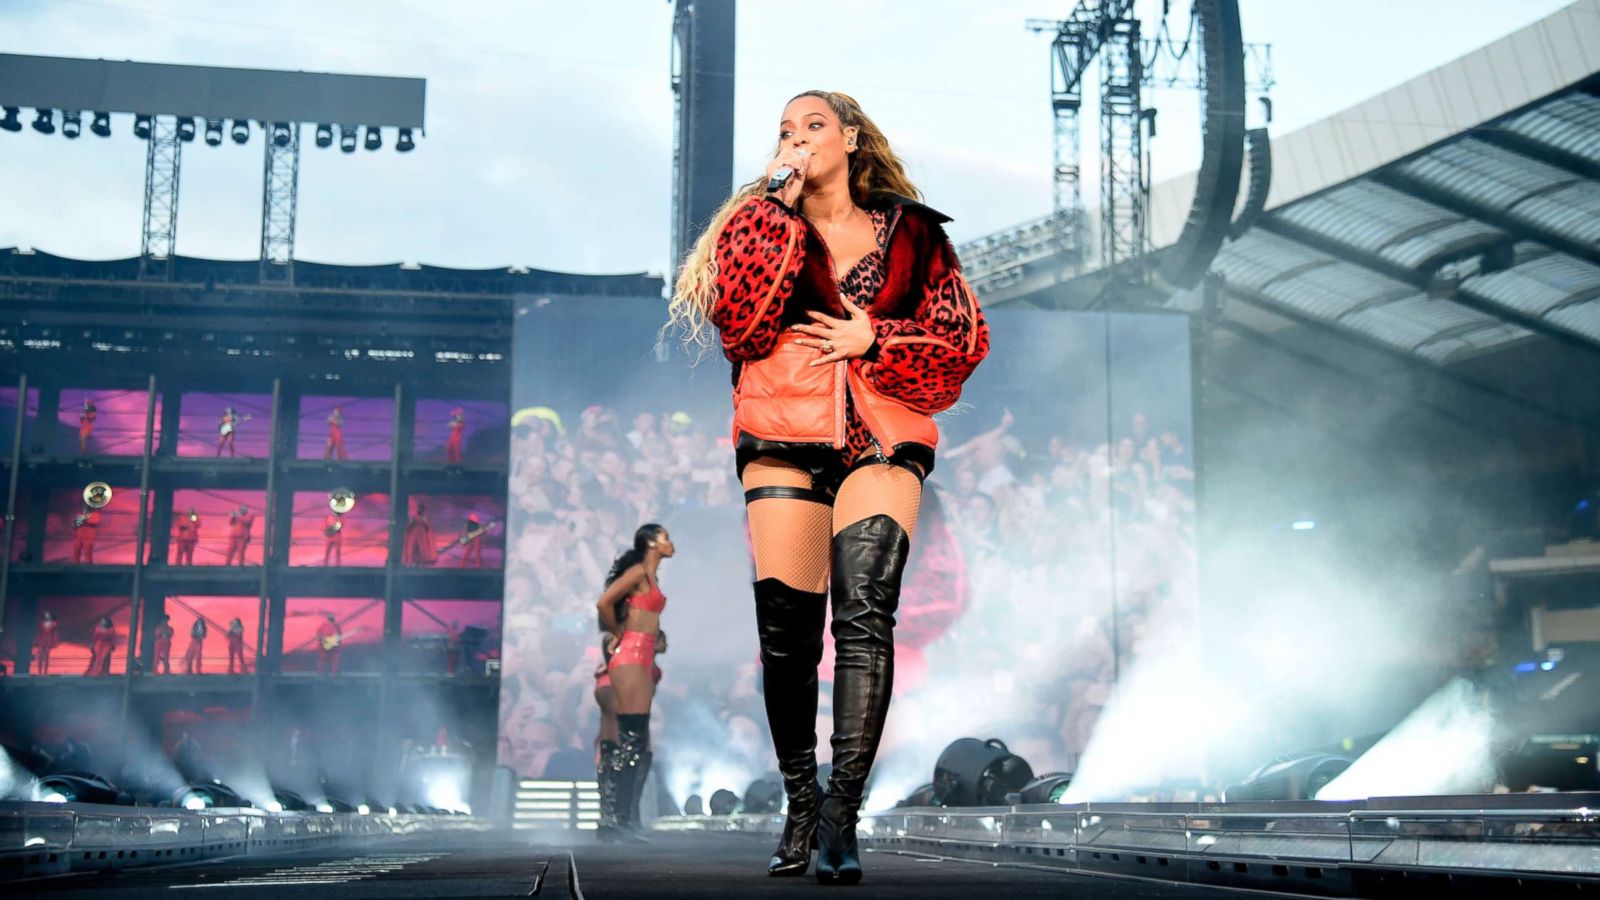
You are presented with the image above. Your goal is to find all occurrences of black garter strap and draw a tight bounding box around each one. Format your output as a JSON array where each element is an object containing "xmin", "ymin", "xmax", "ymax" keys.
[{"xmin": 744, "ymin": 485, "xmax": 834, "ymax": 506}]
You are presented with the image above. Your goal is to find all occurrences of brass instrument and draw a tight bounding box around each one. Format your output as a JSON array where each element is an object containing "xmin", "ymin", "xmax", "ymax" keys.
[
  {"xmin": 83, "ymin": 482, "xmax": 112, "ymax": 509},
  {"xmin": 329, "ymin": 488, "xmax": 356, "ymax": 515},
  {"xmin": 326, "ymin": 488, "xmax": 354, "ymax": 536}
]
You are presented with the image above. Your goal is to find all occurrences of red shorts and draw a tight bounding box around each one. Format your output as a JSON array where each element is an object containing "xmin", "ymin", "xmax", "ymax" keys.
[
  {"xmin": 608, "ymin": 631, "xmax": 655, "ymax": 670},
  {"xmin": 595, "ymin": 671, "xmax": 613, "ymax": 690}
]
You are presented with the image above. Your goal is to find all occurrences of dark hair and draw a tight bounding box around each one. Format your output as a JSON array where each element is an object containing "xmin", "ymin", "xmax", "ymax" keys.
[{"xmin": 600, "ymin": 523, "xmax": 666, "ymax": 630}]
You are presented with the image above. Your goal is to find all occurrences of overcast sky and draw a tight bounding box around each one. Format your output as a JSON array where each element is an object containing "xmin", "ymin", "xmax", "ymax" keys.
[{"xmin": 0, "ymin": 0, "xmax": 1577, "ymax": 276}]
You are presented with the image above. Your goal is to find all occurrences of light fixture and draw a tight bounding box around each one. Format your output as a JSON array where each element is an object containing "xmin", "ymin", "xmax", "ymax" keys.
[
  {"xmin": 338, "ymin": 124, "xmax": 357, "ymax": 153},
  {"xmin": 31, "ymin": 109, "xmax": 55, "ymax": 135},
  {"xmin": 230, "ymin": 119, "xmax": 250, "ymax": 144},
  {"xmin": 176, "ymin": 116, "xmax": 197, "ymax": 142},
  {"xmin": 173, "ymin": 781, "xmax": 248, "ymax": 810},
  {"xmin": 0, "ymin": 107, "xmax": 21, "ymax": 133},
  {"xmin": 314, "ymin": 123, "xmax": 333, "ymax": 148},
  {"xmin": 60, "ymin": 111, "xmax": 82, "ymax": 139},
  {"xmin": 363, "ymin": 125, "xmax": 382, "ymax": 151},
  {"xmin": 38, "ymin": 773, "xmax": 132, "ymax": 805},
  {"xmin": 271, "ymin": 789, "xmax": 309, "ymax": 811},
  {"xmin": 708, "ymin": 788, "xmax": 740, "ymax": 816},
  {"xmin": 271, "ymin": 121, "xmax": 291, "ymax": 147},
  {"xmin": 204, "ymin": 118, "xmax": 223, "ymax": 146},
  {"xmin": 90, "ymin": 111, "xmax": 111, "ymax": 137},
  {"xmin": 1223, "ymin": 753, "xmax": 1353, "ymax": 802},
  {"xmin": 396, "ymin": 127, "xmax": 415, "ymax": 152},
  {"xmin": 133, "ymin": 114, "xmax": 153, "ymax": 140},
  {"xmin": 932, "ymin": 737, "xmax": 1035, "ymax": 807},
  {"xmin": 1018, "ymin": 772, "xmax": 1074, "ymax": 804},
  {"xmin": 741, "ymin": 777, "xmax": 783, "ymax": 814}
]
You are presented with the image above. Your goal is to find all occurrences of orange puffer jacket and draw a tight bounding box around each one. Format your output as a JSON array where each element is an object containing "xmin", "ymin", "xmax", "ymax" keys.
[{"xmin": 710, "ymin": 193, "xmax": 990, "ymax": 454}]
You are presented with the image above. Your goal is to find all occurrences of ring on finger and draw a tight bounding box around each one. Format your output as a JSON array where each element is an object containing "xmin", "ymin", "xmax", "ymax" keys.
[{"xmin": 820, "ymin": 340, "xmax": 835, "ymax": 354}]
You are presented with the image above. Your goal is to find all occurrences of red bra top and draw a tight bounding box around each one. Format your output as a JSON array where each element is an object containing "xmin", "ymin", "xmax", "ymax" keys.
[{"xmin": 628, "ymin": 584, "xmax": 667, "ymax": 614}]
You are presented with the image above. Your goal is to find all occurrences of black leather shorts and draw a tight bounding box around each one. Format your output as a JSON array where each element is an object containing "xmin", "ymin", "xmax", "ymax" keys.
[{"xmin": 735, "ymin": 435, "xmax": 934, "ymax": 501}]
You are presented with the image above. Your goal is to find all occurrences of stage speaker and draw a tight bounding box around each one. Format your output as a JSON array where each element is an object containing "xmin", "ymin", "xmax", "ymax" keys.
[
  {"xmin": 1160, "ymin": 0, "xmax": 1247, "ymax": 288},
  {"xmin": 1228, "ymin": 127, "xmax": 1272, "ymax": 239},
  {"xmin": 933, "ymin": 738, "xmax": 1035, "ymax": 807}
]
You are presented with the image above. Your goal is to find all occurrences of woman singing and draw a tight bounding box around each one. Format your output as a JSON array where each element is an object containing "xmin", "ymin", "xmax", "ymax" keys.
[
  {"xmin": 669, "ymin": 90, "xmax": 989, "ymax": 883},
  {"xmin": 594, "ymin": 524, "xmax": 675, "ymax": 843}
]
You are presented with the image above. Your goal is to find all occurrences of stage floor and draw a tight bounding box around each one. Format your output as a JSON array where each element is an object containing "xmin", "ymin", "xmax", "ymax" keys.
[{"xmin": 6, "ymin": 831, "xmax": 1262, "ymax": 898}]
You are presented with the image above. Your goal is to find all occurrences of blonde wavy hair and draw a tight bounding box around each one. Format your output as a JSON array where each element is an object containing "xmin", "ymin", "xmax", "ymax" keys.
[{"xmin": 666, "ymin": 90, "xmax": 921, "ymax": 350}]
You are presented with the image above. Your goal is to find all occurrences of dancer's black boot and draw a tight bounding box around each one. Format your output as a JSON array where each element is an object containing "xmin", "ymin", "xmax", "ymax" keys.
[
  {"xmin": 754, "ymin": 578, "xmax": 827, "ymax": 876},
  {"xmin": 623, "ymin": 748, "xmax": 653, "ymax": 842},
  {"xmin": 613, "ymin": 714, "xmax": 651, "ymax": 845},
  {"xmin": 595, "ymin": 739, "xmax": 622, "ymax": 843},
  {"xmin": 816, "ymin": 515, "xmax": 909, "ymax": 886}
]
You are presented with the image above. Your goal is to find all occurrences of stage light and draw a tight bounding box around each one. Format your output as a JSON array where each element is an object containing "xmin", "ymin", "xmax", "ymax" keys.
[
  {"xmin": 933, "ymin": 738, "xmax": 1035, "ymax": 807},
  {"xmin": 315, "ymin": 802, "xmax": 334, "ymax": 813},
  {"xmin": 683, "ymin": 794, "xmax": 704, "ymax": 815},
  {"xmin": 31, "ymin": 109, "xmax": 55, "ymax": 135},
  {"xmin": 176, "ymin": 117, "xmax": 197, "ymax": 142},
  {"xmin": 90, "ymin": 112, "xmax": 111, "ymax": 137},
  {"xmin": 133, "ymin": 114, "xmax": 153, "ymax": 140},
  {"xmin": 396, "ymin": 127, "xmax": 415, "ymax": 152},
  {"xmin": 1223, "ymin": 752, "xmax": 1352, "ymax": 802},
  {"xmin": 363, "ymin": 125, "xmax": 382, "ymax": 151},
  {"xmin": 230, "ymin": 119, "xmax": 250, "ymax": 144},
  {"xmin": 339, "ymin": 124, "xmax": 358, "ymax": 153},
  {"xmin": 61, "ymin": 111, "xmax": 82, "ymax": 139},
  {"xmin": 1291, "ymin": 520, "xmax": 1316, "ymax": 531},
  {"xmin": 387, "ymin": 806, "xmax": 398, "ymax": 816},
  {"xmin": 38, "ymin": 772, "xmax": 133, "ymax": 805},
  {"xmin": 271, "ymin": 789, "xmax": 309, "ymax": 811},
  {"xmin": 0, "ymin": 107, "xmax": 21, "ymax": 132},
  {"xmin": 1018, "ymin": 772, "xmax": 1074, "ymax": 805},
  {"xmin": 174, "ymin": 781, "xmax": 249, "ymax": 809},
  {"xmin": 708, "ymin": 788, "xmax": 740, "ymax": 816},
  {"xmin": 742, "ymin": 777, "xmax": 783, "ymax": 814},
  {"xmin": 315, "ymin": 123, "xmax": 333, "ymax": 148},
  {"xmin": 357, "ymin": 803, "xmax": 371, "ymax": 815},
  {"xmin": 203, "ymin": 118, "xmax": 223, "ymax": 146},
  {"xmin": 271, "ymin": 122, "xmax": 291, "ymax": 147}
]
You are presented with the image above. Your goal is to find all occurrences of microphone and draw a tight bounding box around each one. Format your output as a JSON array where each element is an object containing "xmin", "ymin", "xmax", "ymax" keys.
[{"xmin": 766, "ymin": 150, "xmax": 808, "ymax": 193}]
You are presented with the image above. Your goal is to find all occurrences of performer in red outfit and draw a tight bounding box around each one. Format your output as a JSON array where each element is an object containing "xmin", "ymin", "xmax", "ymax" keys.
[
  {"xmin": 36, "ymin": 610, "xmax": 61, "ymax": 675},
  {"xmin": 216, "ymin": 407, "xmax": 245, "ymax": 458},
  {"xmin": 224, "ymin": 506, "xmax": 254, "ymax": 566},
  {"xmin": 153, "ymin": 614, "xmax": 174, "ymax": 674},
  {"xmin": 225, "ymin": 618, "xmax": 249, "ymax": 674},
  {"xmin": 323, "ymin": 512, "xmax": 344, "ymax": 565},
  {"xmin": 459, "ymin": 513, "xmax": 484, "ymax": 568},
  {"xmin": 85, "ymin": 616, "xmax": 117, "ymax": 676},
  {"xmin": 173, "ymin": 508, "xmax": 200, "ymax": 565},
  {"xmin": 324, "ymin": 406, "xmax": 348, "ymax": 460},
  {"xmin": 77, "ymin": 397, "xmax": 97, "ymax": 455},
  {"xmin": 401, "ymin": 499, "xmax": 437, "ymax": 566},
  {"xmin": 445, "ymin": 407, "xmax": 466, "ymax": 464},
  {"xmin": 71, "ymin": 507, "xmax": 101, "ymax": 564},
  {"xmin": 183, "ymin": 617, "xmax": 206, "ymax": 674},
  {"xmin": 668, "ymin": 91, "xmax": 988, "ymax": 882},
  {"xmin": 594, "ymin": 525, "xmax": 675, "ymax": 843},
  {"xmin": 315, "ymin": 613, "xmax": 342, "ymax": 675}
]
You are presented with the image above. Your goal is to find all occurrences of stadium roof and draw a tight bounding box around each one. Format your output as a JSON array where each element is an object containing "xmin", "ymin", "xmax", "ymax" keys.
[{"xmin": 964, "ymin": 0, "xmax": 1600, "ymax": 423}]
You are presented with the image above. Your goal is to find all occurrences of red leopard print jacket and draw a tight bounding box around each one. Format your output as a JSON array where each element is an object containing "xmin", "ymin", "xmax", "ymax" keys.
[{"xmin": 710, "ymin": 193, "xmax": 990, "ymax": 418}]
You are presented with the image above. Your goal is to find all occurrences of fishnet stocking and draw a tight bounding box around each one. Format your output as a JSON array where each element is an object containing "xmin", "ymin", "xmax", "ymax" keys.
[
  {"xmin": 833, "ymin": 462, "xmax": 922, "ymax": 537},
  {"xmin": 742, "ymin": 457, "xmax": 833, "ymax": 593}
]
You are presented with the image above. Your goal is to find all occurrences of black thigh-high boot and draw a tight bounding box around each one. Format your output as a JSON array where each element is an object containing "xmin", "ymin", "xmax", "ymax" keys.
[
  {"xmin": 817, "ymin": 515, "xmax": 909, "ymax": 885},
  {"xmin": 624, "ymin": 748, "xmax": 653, "ymax": 840},
  {"xmin": 754, "ymin": 577, "xmax": 827, "ymax": 875},
  {"xmin": 613, "ymin": 714, "xmax": 651, "ymax": 845},
  {"xmin": 595, "ymin": 739, "xmax": 622, "ymax": 842}
]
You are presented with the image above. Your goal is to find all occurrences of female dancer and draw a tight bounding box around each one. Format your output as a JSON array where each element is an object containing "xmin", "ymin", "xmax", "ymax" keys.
[
  {"xmin": 592, "ymin": 634, "xmax": 620, "ymax": 838},
  {"xmin": 669, "ymin": 90, "xmax": 989, "ymax": 883},
  {"xmin": 594, "ymin": 524, "xmax": 675, "ymax": 843}
]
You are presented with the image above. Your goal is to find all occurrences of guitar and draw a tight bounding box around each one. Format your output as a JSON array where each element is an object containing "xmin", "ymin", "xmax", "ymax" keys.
[
  {"xmin": 449, "ymin": 517, "xmax": 502, "ymax": 548},
  {"xmin": 319, "ymin": 624, "xmax": 364, "ymax": 651},
  {"xmin": 324, "ymin": 519, "xmax": 344, "ymax": 537},
  {"xmin": 219, "ymin": 414, "xmax": 253, "ymax": 436}
]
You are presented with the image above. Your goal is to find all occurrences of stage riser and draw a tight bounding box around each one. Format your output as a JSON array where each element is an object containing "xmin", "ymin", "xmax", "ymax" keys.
[{"xmin": 0, "ymin": 801, "xmax": 488, "ymax": 881}]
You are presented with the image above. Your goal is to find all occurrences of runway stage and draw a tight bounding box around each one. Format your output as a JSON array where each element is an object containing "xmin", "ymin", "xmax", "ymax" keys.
[{"xmin": 6, "ymin": 831, "xmax": 1265, "ymax": 899}]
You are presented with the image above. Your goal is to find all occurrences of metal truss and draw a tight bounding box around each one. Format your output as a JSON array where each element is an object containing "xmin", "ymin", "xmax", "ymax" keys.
[
  {"xmin": 139, "ymin": 116, "xmax": 181, "ymax": 281},
  {"xmin": 1100, "ymin": 16, "xmax": 1146, "ymax": 284},
  {"xmin": 260, "ymin": 122, "xmax": 301, "ymax": 284}
]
